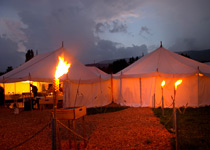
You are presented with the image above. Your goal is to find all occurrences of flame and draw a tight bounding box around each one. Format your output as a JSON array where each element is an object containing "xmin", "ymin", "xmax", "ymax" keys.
[
  {"xmin": 175, "ymin": 80, "xmax": 182, "ymax": 90},
  {"xmin": 55, "ymin": 56, "xmax": 71, "ymax": 79},
  {"xmin": 199, "ymin": 73, "xmax": 204, "ymax": 77},
  {"xmin": 161, "ymin": 80, "xmax": 165, "ymax": 87}
]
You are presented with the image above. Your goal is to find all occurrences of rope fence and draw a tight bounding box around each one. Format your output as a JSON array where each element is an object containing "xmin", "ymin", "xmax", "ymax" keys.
[
  {"xmin": 7, "ymin": 120, "xmax": 52, "ymax": 150},
  {"xmin": 6, "ymin": 106, "xmax": 177, "ymax": 150}
]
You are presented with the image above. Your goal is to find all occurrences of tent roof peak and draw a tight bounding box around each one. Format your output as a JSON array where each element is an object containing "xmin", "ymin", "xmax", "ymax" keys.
[{"xmin": 160, "ymin": 41, "xmax": 163, "ymax": 48}]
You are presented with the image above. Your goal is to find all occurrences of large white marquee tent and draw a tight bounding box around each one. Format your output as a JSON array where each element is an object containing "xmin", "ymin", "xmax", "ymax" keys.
[
  {"xmin": 0, "ymin": 47, "xmax": 112, "ymax": 108},
  {"xmin": 113, "ymin": 47, "xmax": 210, "ymax": 107}
]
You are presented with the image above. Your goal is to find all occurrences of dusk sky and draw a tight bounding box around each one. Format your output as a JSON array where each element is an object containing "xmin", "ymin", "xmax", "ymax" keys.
[{"xmin": 0, "ymin": 0, "xmax": 210, "ymax": 72}]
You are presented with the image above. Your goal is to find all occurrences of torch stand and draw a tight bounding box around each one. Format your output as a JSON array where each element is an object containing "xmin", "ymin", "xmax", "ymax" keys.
[
  {"xmin": 173, "ymin": 89, "xmax": 179, "ymax": 150},
  {"xmin": 52, "ymin": 79, "xmax": 59, "ymax": 150},
  {"xmin": 161, "ymin": 87, "xmax": 164, "ymax": 116}
]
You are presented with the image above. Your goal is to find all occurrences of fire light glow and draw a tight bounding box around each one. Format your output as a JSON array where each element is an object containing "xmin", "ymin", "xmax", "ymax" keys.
[
  {"xmin": 55, "ymin": 56, "xmax": 71, "ymax": 79},
  {"xmin": 175, "ymin": 80, "xmax": 182, "ymax": 90},
  {"xmin": 161, "ymin": 80, "xmax": 165, "ymax": 87}
]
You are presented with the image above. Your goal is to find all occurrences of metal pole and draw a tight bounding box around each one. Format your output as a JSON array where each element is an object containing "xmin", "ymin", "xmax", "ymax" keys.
[
  {"xmin": 139, "ymin": 78, "xmax": 142, "ymax": 106},
  {"xmin": 161, "ymin": 87, "xmax": 164, "ymax": 116},
  {"xmin": 52, "ymin": 90, "xmax": 57, "ymax": 150},
  {"xmin": 173, "ymin": 89, "xmax": 176, "ymax": 131},
  {"xmin": 52, "ymin": 79, "xmax": 59, "ymax": 150},
  {"xmin": 175, "ymin": 109, "xmax": 179, "ymax": 150},
  {"xmin": 3, "ymin": 77, "xmax": 5, "ymax": 106},
  {"xmin": 111, "ymin": 74, "xmax": 114, "ymax": 103},
  {"xmin": 153, "ymin": 93, "xmax": 156, "ymax": 109}
]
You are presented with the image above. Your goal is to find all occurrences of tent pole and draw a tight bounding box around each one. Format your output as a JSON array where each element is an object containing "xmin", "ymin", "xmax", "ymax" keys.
[
  {"xmin": 120, "ymin": 72, "xmax": 122, "ymax": 103},
  {"xmin": 111, "ymin": 74, "xmax": 114, "ymax": 103},
  {"xmin": 100, "ymin": 75, "xmax": 102, "ymax": 94},
  {"xmin": 74, "ymin": 79, "xmax": 81, "ymax": 107},
  {"xmin": 197, "ymin": 67, "xmax": 200, "ymax": 106},
  {"xmin": 99, "ymin": 75, "xmax": 102, "ymax": 104},
  {"xmin": 139, "ymin": 78, "xmax": 142, "ymax": 107},
  {"xmin": 3, "ymin": 76, "xmax": 5, "ymax": 106},
  {"xmin": 14, "ymin": 83, "xmax": 16, "ymax": 94}
]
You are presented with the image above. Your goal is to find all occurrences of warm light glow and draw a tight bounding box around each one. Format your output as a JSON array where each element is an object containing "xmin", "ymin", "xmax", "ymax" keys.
[
  {"xmin": 175, "ymin": 80, "xmax": 182, "ymax": 90},
  {"xmin": 199, "ymin": 73, "xmax": 204, "ymax": 77},
  {"xmin": 55, "ymin": 56, "xmax": 71, "ymax": 79},
  {"xmin": 21, "ymin": 80, "xmax": 31, "ymax": 83},
  {"xmin": 161, "ymin": 80, "xmax": 165, "ymax": 87}
]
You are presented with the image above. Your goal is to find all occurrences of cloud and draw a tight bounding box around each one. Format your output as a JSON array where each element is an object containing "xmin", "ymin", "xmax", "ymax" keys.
[
  {"xmin": 109, "ymin": 20, "xmax": 127, "ymax": 33},
  {"xmin": 0, "ymin": 37, "xmax": 25, "ymax": 72},
  {"xmin": 81, "ymin": 39, "xmax": 148, "ymax": 63},
  {"xmin": 169, "ymin": 38, "xmax": 198, "ymax": 52},
  {"xmin": 95, "ymin": 20, "xmax": 127, "ymax": 33},
  {"xmin": 139, "ymin": 26, "xmax": 151, "ymax": 35},
  {"xmin": 0, "ymin": 18, "xmax": 27, "ymax": 52},
  {"xmin": 1, "ymin": 0, "xmax": 210, "ymax": 71},
  {"xmin": 95, "ymin": 23, "xmax": 106, "ymax": 33}
]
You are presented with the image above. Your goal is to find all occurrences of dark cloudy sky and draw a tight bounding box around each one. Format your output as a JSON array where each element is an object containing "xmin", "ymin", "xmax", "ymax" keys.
[{"xmin": 0, "ymin": 0, "xmax": 210, "ymax": 72}]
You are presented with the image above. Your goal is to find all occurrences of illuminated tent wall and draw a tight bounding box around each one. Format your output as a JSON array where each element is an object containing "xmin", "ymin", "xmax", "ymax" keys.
[
  {"xmin": 113, "ymin": 47, "xmax": 210, "ymax": 107},
  {"xmin": 0, "ymin": 47, "xmax": 112, "ymax": 108}
]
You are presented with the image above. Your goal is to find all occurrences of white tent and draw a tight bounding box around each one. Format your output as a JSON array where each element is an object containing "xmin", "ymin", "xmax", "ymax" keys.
[
  {"xmin": 0, "ymin": 47, "xmax": 112, "ymax": 108},
  {"xmin": 113, "ymin": 47, "xmax": 210, "ymax": 107},
  {"xmin": 87, "ymin": 66, "xmax": 109, "ymax": 76}
]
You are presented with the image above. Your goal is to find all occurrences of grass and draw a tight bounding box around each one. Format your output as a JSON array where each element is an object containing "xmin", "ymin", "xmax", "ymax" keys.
[{"xmin": 153, "ymin": 106, "xmax": 210, "ymax": 150}]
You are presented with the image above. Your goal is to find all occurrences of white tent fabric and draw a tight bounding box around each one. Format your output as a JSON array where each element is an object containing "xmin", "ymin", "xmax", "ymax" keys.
[
  {"xmin": 87, "ymin": 66, "xmax": 108, "ymax": 75},
  {"xmin": 0, "ymin": 47, "xmax": 101, "ymax": 83},
  {"xmin": 0, "ymin": 47, "xmax": 112, "ymax": 108},
  {"xmin": 113, "ymin": 47, "xmax": 210, "ymax": 107}
]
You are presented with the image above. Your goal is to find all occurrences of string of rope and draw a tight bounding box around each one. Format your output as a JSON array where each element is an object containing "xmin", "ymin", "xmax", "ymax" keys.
[
  {"xmin": 7, "ymin": 120, "xmax": 52, "ymax": 150},
  {"xmin": 57, "ymin": 112, "xmax": 174, "ymax": 149},
  {"xmin": 165, "ymin": 101, "xmax": 174, "ymax": 108},
  {"xmin": 57, "ymin": 120, "xmax": 87, "ymax": 140}
]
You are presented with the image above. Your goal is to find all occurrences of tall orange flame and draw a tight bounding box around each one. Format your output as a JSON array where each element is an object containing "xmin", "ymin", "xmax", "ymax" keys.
[
  {"xmin": 55, "ymin": 56, "xmax": 71, "ymax": 79},
  {"xmin": 175, "ymin": 80, "xmax": 182, "ymax": 90},
  {"xmin": 161, "ymin": 80, "xmax": 165, "ymax": 87}
]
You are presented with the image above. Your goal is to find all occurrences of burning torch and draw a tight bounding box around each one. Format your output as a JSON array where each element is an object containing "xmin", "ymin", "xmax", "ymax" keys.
[
  {"xmin": 161, "ymin": 80, "xmax": 165, "ymax": 116},
  {"xmin": 52, "ymin": 56, "xmax": 70, "ymax": 150},
  {"xmin": 173, "ymin": 79, "xmax": 182, "ymax": 150}
]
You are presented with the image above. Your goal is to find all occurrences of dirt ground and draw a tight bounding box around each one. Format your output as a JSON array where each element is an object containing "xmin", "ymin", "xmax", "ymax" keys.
[{"xmin": 0, "ymin": 106, "xmax": 173, "ymax": 150}]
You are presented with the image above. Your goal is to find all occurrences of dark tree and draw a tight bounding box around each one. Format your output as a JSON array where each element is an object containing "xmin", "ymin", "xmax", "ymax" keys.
[
  {"xmin": 109, "ymin": 59, "xmax": 128, "ymax": 74},
  {"xmin": 6, "ymin": 66, "xmax": 13, "ymax": 73},
  {"xmin": 25, "ymin": 49, "xmax": 34, "ymax": 62},
  {"xmin": 129, "ymin": 57, "xmax": 135, "ymax": 64},
  {"xmin": 180, "ymin": 53, "xmax": 191, "ymax": 58},
  {"xmin": 135, "ymin": 56, "xmax": 139, "ymax": 61}
]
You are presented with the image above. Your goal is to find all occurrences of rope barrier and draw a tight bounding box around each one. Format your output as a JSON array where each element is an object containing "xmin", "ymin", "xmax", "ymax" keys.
[
  {"xmin": 7, "ymin": 120, "xmax": 51, "ymax": 150},
  {"xmin": 6, "ymin": 107, "xmax": 175, "ymax": 150},
  {"xmin": 57, "ymin": 120, "xmax": 87, "ymax": 141}
]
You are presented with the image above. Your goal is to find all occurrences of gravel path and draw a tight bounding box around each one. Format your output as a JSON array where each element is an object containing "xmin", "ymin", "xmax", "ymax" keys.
[{"xmin": 0, "ymin": 107, "xmax": 173, "ymax": 150}]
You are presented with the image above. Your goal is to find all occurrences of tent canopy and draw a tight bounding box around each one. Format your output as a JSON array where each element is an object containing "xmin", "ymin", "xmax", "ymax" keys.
[
  {"xmin": 0, "ymin": 47, "xmax": 102, "ymax": 83},
  {"xmin": 114, "ymin": 47, "xmax": 210, "ymax": 78}
]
